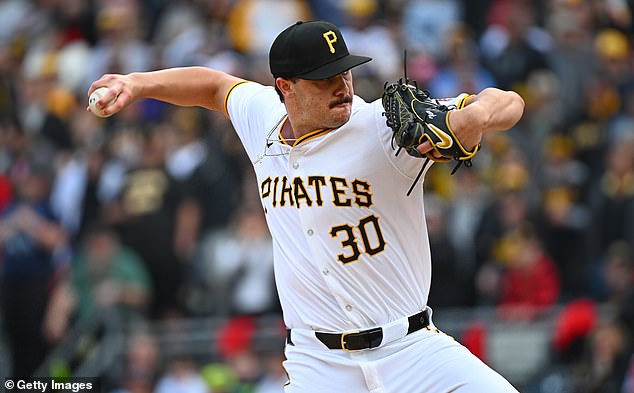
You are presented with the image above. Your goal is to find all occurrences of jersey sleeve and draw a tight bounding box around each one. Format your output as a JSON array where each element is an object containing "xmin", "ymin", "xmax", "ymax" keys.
[
  {"xmin": 225, "ymin": 81, "xmax": 286, "ymax": 163},
  {"xmin": 436, "ymin": 92, "xmax": 472, "ymax": 109}
]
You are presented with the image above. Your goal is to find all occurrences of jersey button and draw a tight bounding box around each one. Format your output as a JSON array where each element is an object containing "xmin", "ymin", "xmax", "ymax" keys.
[
  {"xmin": 322, "ymin": 268, "xmax": 329, "ymax": 275},
  {"xmin": 345, "ymin": 304, "xmax": 353, "ymax": 311},
  {"xmin": 292, "ymin": 162, "xmax": 299, "ymax": 169},
  {"xmin": 307, "ymin": 229, "xmax": 314, "ymax": 236}
]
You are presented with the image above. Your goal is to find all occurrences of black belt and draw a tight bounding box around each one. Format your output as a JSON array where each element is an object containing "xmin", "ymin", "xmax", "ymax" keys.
[{"xmin": 303, "ymin": 309, "xmax": 430, "ymax": 351}]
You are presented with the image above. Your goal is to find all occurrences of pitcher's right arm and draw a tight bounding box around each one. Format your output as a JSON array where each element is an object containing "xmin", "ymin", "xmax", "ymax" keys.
[{"xmin": 87, "ymin": 66, "xmax": 245, "ymax": 117}]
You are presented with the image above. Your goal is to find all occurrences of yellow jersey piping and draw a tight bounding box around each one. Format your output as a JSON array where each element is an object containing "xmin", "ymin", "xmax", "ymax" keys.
[
  {"xmin": 457, "ymin": 94, "xmax": 476, "ymax": 109},
  {"xmin": 293, "ymin": 128, "xmax": 334, "ymax": 146},
  {"xmin": 278, "ymin": 117, "xmax": 292, "ymax": 146},
  {"xmin": 223, "ymin": 80, "xmax": 249, "ymax": 118}
]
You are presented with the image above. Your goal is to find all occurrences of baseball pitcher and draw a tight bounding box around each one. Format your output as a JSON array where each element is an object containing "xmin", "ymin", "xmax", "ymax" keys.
[{"xmin": 88, "ymin": 20, "xmax": 524, "ymax": 393}]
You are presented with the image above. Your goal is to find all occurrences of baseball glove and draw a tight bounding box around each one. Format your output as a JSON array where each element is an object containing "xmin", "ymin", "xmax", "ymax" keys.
[{"xmin": 381, "ymin": 80, "xmax": 480, "ymax": 168}]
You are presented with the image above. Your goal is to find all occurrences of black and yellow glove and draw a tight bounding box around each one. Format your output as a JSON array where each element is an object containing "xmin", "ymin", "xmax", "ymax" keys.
[{"xmin": 382, "ymin": 80, "xmax": 479, "ymax": 165}]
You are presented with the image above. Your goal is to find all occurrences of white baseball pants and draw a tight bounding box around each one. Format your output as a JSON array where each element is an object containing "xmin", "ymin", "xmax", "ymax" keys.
[{"xmin": 283, "ymin": 316, "xmax": 520, "ymax": 393}]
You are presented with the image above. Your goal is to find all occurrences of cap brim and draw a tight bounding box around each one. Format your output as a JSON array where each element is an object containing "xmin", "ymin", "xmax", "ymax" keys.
[{"xmin": 296, "ymin": 55, "xmax": 372, "ymax": 80}]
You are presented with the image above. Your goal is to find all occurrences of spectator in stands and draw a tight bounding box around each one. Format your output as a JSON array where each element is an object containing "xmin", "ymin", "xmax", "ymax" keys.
[
  {"xmin": 214, "ymin": 316, "xmax": 263, "ymax": 392},
  {"xmin": 83, "ymin": 2, "xmax": 153, "ymax": 93},
  {"xmin": 533, "ymin": 298, "xmax": 599, "ymax": 392},
  {"xmin": 427, "ymin": 22, "xmax": 497, "ymax": 98},
  {"xmin": 339, "ymin": 0, "xmax": 401, "ymax": 85},
  {"xmin": 109, "ymin": 330, "xmax": 160, "ymax": 393},
  {"xmin": 400, "ymin": 0, "xmax": 461, "ymax": 59},
  {"xmin": 591, "ymin": 240, "xmax": 633, "ymax": 306},
  {"xmin": 103, "ymin": 126, "xmax": 197, "ymax": 319},
  {"xmin": 495, "ymin": 223, "xmax": 561, "ymax": 321},
  {"xmin": 480, "ymin": 0, "xmax": 550, "ymax": 91},
  {"xmin": 474, "ymin": 153, "xmax": 535, "ymax": 306},
  {"xmin": 446, "ymin": 158, "xmax": 492, "ymax": 306},
  {"xmin": 474, "ymin": 150, "xmax": 532, "ymax": 267},
  {"xmin": 544, "ymin": 0, "xmax": 599, "ymax": 127},
  {"xmin": 165, "ymin": 108, "xmax": 209, "ymax": 183},
  {"xmin": 196, "ymin": 205, "xmax": 277, "ymax": 317},
  {"xmin": 607, "ymin": 80, "xmax": 634, "ymax": 145},
  {"xmin": 588, "ymin": 136, "xmax": 634, "ymax": 264},
  {"xmin": 569, "ymin": 321, "xmax": 630, "ymax": 393},
  {"xmin": 540, "ymin": 183, "xmax": 592, "ymax": 300},
  {"xmin": 0, "ymin": 154, "xmax": 70, "ymax": 376},
  {"xmin": 226, "ymin": 0, "xmax": 310, "ymax": 57},
  {"xmin": 154, "ymin": 355, "xmax": 209, "ymax": 393},
  {"xmin": 425, "ymin": 195, "xmax": 464, "ymax": 308},
  {"xmin": 44, "ymin": 222, "xmax": 152, "ymax": 343},
  {"xmin": 51, "ymin": 139, "xmax": 110, "ymax": 244}
]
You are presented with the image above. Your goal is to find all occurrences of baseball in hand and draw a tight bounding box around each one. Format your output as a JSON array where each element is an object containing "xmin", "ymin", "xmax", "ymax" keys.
[{"xmin": 88, "ymin": 87, "xmax": 114, "ymax": 118}]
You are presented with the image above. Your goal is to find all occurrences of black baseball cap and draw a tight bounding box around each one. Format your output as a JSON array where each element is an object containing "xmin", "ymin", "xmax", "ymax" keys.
[{"xmin": 269, "ymin": 20, "xmax": 372, "ymax": 80}]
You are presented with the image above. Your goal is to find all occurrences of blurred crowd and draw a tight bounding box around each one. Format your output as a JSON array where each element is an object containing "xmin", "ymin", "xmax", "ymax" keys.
[{"xmin": 1, "ymin": 0, "xmax": 634, "ymax": 392}]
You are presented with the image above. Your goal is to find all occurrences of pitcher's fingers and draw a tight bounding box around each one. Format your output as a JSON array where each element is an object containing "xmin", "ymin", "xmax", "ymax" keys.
[{"xmin": 416, "ymin": 141, "xmax": 433, "ymax": 154}]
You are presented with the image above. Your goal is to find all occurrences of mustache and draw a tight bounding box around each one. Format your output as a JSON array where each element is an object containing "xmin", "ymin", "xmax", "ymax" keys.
[{"xmin": 329, "ymin": 96, "xmax": 352, "ymax": 108}]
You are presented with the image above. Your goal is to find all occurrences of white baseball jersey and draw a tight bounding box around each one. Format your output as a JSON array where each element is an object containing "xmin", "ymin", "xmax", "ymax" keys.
[
  {"xmin": 226, "ymin": 81, "xmax": 466, "ymax": 331},
  {"xmin": 225, "ymin": 81, "xmax": 520, "ymax": 393}
]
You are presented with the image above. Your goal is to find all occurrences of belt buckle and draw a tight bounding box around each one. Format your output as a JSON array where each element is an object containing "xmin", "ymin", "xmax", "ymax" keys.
[{"xmin": 341, "ymin": 330, "xmax": 360, "ymax": 352}]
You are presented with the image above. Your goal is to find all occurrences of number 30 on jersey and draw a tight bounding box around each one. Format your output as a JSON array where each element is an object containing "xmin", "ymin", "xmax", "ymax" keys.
[{"xmin": 330, "ymin": 214, "xmax": 385, "ymax": 264}]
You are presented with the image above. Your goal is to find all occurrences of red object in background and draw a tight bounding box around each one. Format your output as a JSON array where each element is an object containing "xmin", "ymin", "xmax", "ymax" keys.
[
  {"xmin": 0, "ymin": 174, "xmax": 13, "ymax": 211},
  {"xmin": 216, "ymin": 315, "xmax": 257, "ymax": 359},
  {"xmin": 462, "ymin": 320, "xmax": 488, "ymax": 364},
  {"xmin": 498, "ymin": 252, "xmax": 561, "ymax": 320},
  {"xmin": 552, "ymin": 298, "xmax": 598, "ymax": 354}
]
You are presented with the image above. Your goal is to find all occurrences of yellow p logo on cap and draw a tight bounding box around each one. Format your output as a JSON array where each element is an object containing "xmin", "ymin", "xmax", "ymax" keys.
[{"xmin": 323, "ymin": 31, "xmax": 337, "ymax": 54}]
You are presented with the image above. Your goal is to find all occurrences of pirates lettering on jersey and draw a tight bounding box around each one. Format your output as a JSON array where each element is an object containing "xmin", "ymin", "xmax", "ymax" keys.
[{"xmin": 261, "ymin": 175, "xmax": 373, "ymax": 210}]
